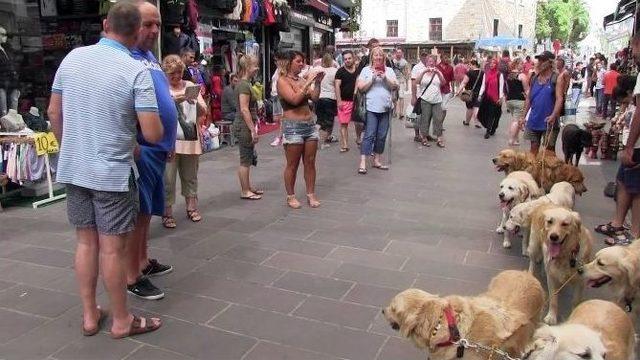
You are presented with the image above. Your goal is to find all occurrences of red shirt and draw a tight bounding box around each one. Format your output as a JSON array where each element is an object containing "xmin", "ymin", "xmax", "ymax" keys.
[
  {"xmin": 603, "ymin": 70, "xmax": 620, "ymax": 95},
  {"xmin": 437, "ymin": 62, "xmax": 454, "ymax": 95}
]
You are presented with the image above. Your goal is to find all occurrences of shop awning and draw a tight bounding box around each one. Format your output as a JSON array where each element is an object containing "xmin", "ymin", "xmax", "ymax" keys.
[
  {"xmin": 330, "ymin": 4, "xmax": 349, "ymax": 19},
  {"xmin": 474, "ymin": 36, "xmax": 530, "ymax": 49},
  {"xmin": 604, "ymin": 0, "xmax": 637, "ymax": 29},
  {"xmin": 303, "ymin": 0, "xmax": 330, "ymax": 13}
]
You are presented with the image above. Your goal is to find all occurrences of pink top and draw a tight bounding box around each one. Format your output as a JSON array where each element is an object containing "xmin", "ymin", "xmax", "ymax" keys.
[{"xmin": 453, "ymin": 63, "xmax": 468, "ymax": 82}]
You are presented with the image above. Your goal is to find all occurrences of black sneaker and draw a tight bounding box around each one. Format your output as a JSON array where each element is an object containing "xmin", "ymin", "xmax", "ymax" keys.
[
  {"xmin": 142, "ymin": 259, "xmax": 173, "ymax": 277},
  {"xmin": 127, "ymin": 277, "xmax": 165, "ymax": 300}
]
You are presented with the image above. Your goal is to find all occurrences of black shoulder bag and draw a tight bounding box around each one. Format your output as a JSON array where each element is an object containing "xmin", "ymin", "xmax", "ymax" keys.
[{"xmin": 412, "ymin": 73, "xmax": 436, "ymax": 115}]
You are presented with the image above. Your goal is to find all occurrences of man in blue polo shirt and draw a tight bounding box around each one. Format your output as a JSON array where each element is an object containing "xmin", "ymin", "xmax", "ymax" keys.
[
  {"xmin": 125, "ymin": 1, "xmax": 178, "ymax": 301},
  {"xmin": 48, "ymin": 2, "xmax": 163, "ymax": 339}
]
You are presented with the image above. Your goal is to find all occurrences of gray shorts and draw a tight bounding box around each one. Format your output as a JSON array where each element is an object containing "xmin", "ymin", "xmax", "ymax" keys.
[
  {"xmin": 524, "ymin": 127, "xmax": 560, "ymax": 150},
  {"xmin": 66, "ymin": 181, "xmax": 139, "ymax": 236}
]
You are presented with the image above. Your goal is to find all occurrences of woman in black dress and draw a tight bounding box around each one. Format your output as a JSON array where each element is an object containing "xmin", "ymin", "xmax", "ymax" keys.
[{"xmin": 456, "ymin": 60, "xmax": 483, "ymax": 128}]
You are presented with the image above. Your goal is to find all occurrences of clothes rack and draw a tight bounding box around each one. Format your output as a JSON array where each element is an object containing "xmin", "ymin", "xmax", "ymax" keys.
[{"xmin": 0, "ymin": 132, "xmax": 66, "ymax": 208}]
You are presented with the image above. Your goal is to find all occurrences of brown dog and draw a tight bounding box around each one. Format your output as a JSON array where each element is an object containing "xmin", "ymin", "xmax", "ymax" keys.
[
  {"xmin": 492, "ymin": 149, "xmax": 534, "ymax": 174},
  {"xmin": 383, "ymin": 270, "xmax": 544, "ymax": 360},
  {"xmin": 528, "ymin": 153, "xmax": 587, "ymax": 194},
  {"xmin": 582, "ymin": 241, "xmax": 640, "ymax": 324},
  {"xmin": 524, "ymin": 300, "xmax": 636, "ymax": 360},
  {"xmin": 528, "ymin": 206, "xmax": 593, "ymax": 324}
]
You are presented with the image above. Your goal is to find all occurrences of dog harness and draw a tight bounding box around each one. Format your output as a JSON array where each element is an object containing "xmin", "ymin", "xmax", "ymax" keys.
[{"xmin": 434, "ymin": 305, "xmax": 464, "ymax": 357}]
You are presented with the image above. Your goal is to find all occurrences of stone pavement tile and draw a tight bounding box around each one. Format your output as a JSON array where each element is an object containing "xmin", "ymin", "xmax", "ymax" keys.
[
  {"xmin": 464, "ymin": 250, "xmax": 529, "ymax": 270},
  {"xmin": 0, "ymin": 241, "xmax": 29, "ymax": 257},
  {"xmin": 384, "ymin": 240, "xmax": 466, "ymax": 264},
  {"xmin": 403, "ymin": 257, "xmax": 499, "ymax": 284},
  {"xmin": 7, "ymin": 232, "xmax": 74, "ymax": 251},
  {"xmin": 0, "ymin": 305, "xmax": 84, "ymax": 359},
  {"xmin": 368, "ymin": 312, "xmax": 400, "ymax": 337},
  {"xmin": 0, "ymin": 285, "xmax": 78, "ymax": 318},
  {"xmin": 196, "ymin": 257, "xmax": 285, "ymax": 285},
  {"xmin": 130, "ymin": 290, "xmax": 228, "ymax": 324},
  {"xmin": 376, "ymin": 336, "xmax": 424, "ymax": 360},
  {"xmin": 438, "ymin": 234, "xmax": 493, "ymax": 253},
  {"xmin": 135, "ymin": 317, "xmax": 256, "ymax": 359},
  {"xmin": 306, "ymin": 230, "xmax": 390, "ymax": 251},
  {"xmin": 243, "ymin": 342, "xmax": 341, "ymax": 360},
  {"xmin": 125, "ymin": 345, "xmax": 193, "ymax": 360},
  {"xmin": 326, "ymin": 247, "xmax": 407, "ymax": 271},
  {"xmin": 0, "ymin": 308, "xmax": 46, "ymax": 344},
  {"xmin": 189, "ymin": 216, "xmax": 239, "ymax": 231},
  {"xmin": 293, "ymin": 296, "xmax": 379, "ymax": 330},
  {"xmin": 332, "ymin": 263, "xmax": 416, "ymax": 290},
  {"xmin": 0, "ymin": 260, "xmax": 70, "ymax": 288},
  {"xmin": 385, "ymin": 229, "xmax": 440, "ymax": 247},
  {"xmin": 273, "ymin": 271, "xmax": 354, "ymax": 300},
  {"xmin": 44, "ymin": 274, "xmax": 105, "ymax": 297},
  {"xmin": 221, "ymin": 244, "xmax": 276, "ymax": 264},
  {"xmin": 413, "ymin": 273, "xmax": 488, "ymax": 297},
  {"xmin": 263, "ymin": 252, "xmax": 342, "ymax": 276},
  {"xmin": 259, "ymin": 223, "xmax": 326, "ymax": 240},
  {"xmin": 276, "ymin": 217, "xmax": 342, "ymax": 232},
  {"xmin": 147, "ymin": 233, "xmax": 208, "ymax": 253},
  {"xmin": 171, "ymin": 272, "xmax": 305, "ymax": 314},
  {"xmin": 211, "ymin": 305, "xmax": 385, "ymax": 360},
  {"xmin": 0, "ymin": 280, "xmax": 16, "ymax": 292},
  {"xmin": 178, "ymin": 231, "xmax": 249, "ymax": 260},
  {"xmin": 329, "ymin": 223, "xmax": 390, "ymax": 238},
  {"xmin": 246, "ymin": 236, "xmax": 336, "ymax": 258},
  {"xmin": 343, "ymin": 284, "xmax": 401, "ymax": 307},
  {"xmin": 52, "ymin": 336, "xmax": 141, "ymax": 360},
  {"xmin": 289, "ymin": 207, "xmax": 363, "ymax": 223},
  {"xmin": 3, "ymin": 246, "xmax": 74, "ymax": 269},
  {"xmin": 223, "ymin": 219, "xmax": 272, "ymax": 234}
]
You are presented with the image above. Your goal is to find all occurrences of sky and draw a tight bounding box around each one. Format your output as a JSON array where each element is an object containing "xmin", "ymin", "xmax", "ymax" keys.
[{"xmin": 585, "ymin": 0, "xmax": 618, "ymax": 26}]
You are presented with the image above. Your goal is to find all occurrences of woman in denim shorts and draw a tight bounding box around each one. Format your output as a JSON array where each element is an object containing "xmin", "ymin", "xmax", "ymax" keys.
[{"xmin": 276, "ymin": 50, "xmax": 323, "ymax": 209}]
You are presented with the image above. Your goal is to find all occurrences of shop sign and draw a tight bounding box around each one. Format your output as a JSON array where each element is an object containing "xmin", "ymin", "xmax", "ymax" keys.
[
  {"xmin": 315, "ymin": 14, "xmax": 332, "ymax": 28},
  {"xmin": 279, "ymin": 32, "xmax": 295, "ymax": 48},
  {"xmin": 291, "ymin": 11, "xmax": 313, "ymax": 26},
  {"xmin": 34, "ymin": 132, "xmax": 59, "ymax": 155}
]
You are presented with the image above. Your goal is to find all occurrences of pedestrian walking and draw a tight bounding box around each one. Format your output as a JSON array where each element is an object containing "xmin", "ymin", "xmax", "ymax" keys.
[
  {"xmin": 126, "ymin": 1, "xmax": 177, "ymax": 301},
  {"xmin": 478, "ymin": 56, "xmax": 505, "ymax": 139},
  {"xmin": 334, "ymin": 50, "xmax": 358, "ymax": 152},
  {"xmin": 410, "ymin": 51, "xmax": 430, "ymax": 142},
  {"xmin": 505, "ymin": 58, "xmax": 528, "ymax": 146},
  {"xmin": 594, "ymin": 61, "xmax": 606, "ymax": 115},
  {"xmin": 437, "ymin": 54, "xmax": 455, "ymax": 129},
  {"xmin": 162, "ymin": 55, "xmax": 208, "ymax": 226},
  {"xmin": 453, "ymin": 57, "xmax": 468, "ymax": 95},
  {"xmin": 47, "ymin": 2, "xmax": 162, "ymax": 338},
  {"xmin": 585, "ymin": 57, "xmax": 595, "ymax": 97},
  {"xmin": 356, "ymin": 46, "xmax": 398, "ymax": 173},
  {"xmin": 602, "ymin": 63, "xmax": 620, "ymax": 119},
  {"xmin": 391, "ymin": 48, "xmax": 409, "ymax": 121},
  {"xmin": 570, "ymin": 62, "xmax": 585, "ymax": 109},
  {"xmin": 455, "ymin": 59, "xmax": 483, "ymax": 128},
  {"xmin": 414, "ymin": 54, "xmax": 446, "ymax": 147},
  {"xmin": 277, "ymin": 50, "xmax": 323, "ymax": 209},
  {"xmin": 234, "ymin": 55, "xmax": 263, "ymax": 200},
  {"xmin": 314, "ymin": 52, "xmax": 338, "ymax": 148},
  {"xmin": 520, "ymin": 51, "xmax": 563, "ymax": 155}
]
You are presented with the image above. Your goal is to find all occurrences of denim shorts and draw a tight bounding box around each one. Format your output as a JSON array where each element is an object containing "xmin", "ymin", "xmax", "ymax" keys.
[
  {"xmin": 282, "ymin": 119, "xmax": 319, "ymax": 145},
  {"xmin": 617, "ymin": 148, "xmax": 640, "ymax": 194}
]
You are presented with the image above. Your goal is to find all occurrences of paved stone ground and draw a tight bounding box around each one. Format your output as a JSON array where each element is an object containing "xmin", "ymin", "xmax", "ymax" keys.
[{"xmin": 0, "ymin": 97, "xmax": 621, "ymax": 359}]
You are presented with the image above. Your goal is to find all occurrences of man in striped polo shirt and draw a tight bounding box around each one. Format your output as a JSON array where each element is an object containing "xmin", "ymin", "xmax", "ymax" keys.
[
  {"xmin": 125, "ymin": 0, "xmax": 177, "ymax": 301},
  {"xmin": 48, "ymin": 2, "xmax": 163, "ymax": 338}
]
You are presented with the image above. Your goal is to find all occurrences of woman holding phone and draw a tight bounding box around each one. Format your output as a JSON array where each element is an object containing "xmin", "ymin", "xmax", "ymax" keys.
[
  {"xmin": 356, "ymin": 47, "xmax": 398, "ymax": 174},
  {"xmin": 161, "ymin": 55, "xmax": 208, "ymax": 228},
  {"xmin": 277, "ymin": 50, "xmax": 324, "ymax": 209}
]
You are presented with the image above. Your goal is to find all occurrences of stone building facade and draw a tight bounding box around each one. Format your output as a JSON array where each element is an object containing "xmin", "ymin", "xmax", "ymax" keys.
[{"xmin": 340, "ymin": 0, "xmax": 537, "ymax": 46}]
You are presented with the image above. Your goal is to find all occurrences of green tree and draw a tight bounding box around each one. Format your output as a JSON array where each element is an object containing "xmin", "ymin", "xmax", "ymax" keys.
[{"xmin": 535, "ymin": 0, "xmax": 590, "ymax": 48}]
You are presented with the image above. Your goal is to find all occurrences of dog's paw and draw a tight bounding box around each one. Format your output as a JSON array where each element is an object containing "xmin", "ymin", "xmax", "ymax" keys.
[
  {"xmin": 502, "ymin": 240, "xmax": 512, "ymax": 249},
  {"xmin": 543, "ymin": 313, "xmax": 557, "ymax": 325},
  {"xmin": 496, "ymin": 227, "xmax": 505, "ymax": 234}
]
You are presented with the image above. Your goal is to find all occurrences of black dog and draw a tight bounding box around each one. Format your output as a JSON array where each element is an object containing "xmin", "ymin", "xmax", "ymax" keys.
[{"xmin": 561, "ymin": 124, "xmax": 592, "ymax": 166}]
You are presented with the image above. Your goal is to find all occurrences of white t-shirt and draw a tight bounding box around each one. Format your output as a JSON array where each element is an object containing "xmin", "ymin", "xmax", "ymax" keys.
[
  {"xmin": 417, "ymin": 71, "xmax": 442, "ymax": 104},
  {"xmin": 315, "ymin": 66, "xmax": 337, "ymax": 100},
  {"xmin": 410, "ymin": 62, "xmax": 426, "ymax": 81}
]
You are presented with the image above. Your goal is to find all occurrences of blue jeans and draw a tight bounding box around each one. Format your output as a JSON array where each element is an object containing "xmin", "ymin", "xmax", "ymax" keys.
[
  {"xmin": 570, "ymin": 88, "xmax": 581, "ymax": 110},
  {"xmin": 361, "ymin": 111, "xmax": 390, "ymax": 156}
]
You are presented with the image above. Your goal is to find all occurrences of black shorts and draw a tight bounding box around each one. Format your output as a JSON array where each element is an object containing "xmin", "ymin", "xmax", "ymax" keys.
[
  {"xmin": 464, "ymin": 93, "xmax": 480, "ymax": 109},
  {"xmin": 315, "ymin": 98, "xmax": 337, "ymax": 131},
  {"xmin": 617, "ymin": 148, "xmax": 640, "ymax": 195}
]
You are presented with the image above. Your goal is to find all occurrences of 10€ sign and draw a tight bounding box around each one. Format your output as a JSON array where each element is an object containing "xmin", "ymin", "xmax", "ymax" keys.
[{"xmin": 34, "ymin": 132, "xmax": 59, "ymax": 156}]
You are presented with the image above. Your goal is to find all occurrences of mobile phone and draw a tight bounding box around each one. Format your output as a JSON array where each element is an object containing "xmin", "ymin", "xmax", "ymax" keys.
[
  {"xmin": 375, "ymin": 64, "xmax": 385, "ymax": 73},
  {"xmin": 185, "ymin": 85, "xmax": 200, "ymax": 100}
]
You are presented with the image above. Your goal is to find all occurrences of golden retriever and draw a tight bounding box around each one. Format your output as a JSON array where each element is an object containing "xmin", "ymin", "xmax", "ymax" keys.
[
  {"xmin": 497, "ymin": 171, "xmax": 543, "ymax": 249},
  {"xmin": 523, "ymin": 300, "xmax": 636, "ymax": 360},
  {"xmin": 582, "ymin": 240, "xmax": 640, "ymax": 323},
  {"xmin": 528, "ymin": 153, "xmax": 587, "ymax": 195},
  {"xmin": 492, "ymin": 149, "xmax": 534, "ymax": 174},
  {"xmin": 383, "ymin": 270, "xmax": 545, "ymax": 360},
  {"xmin": 504, "ymin": 182, "xmax": 575, "ymax": 256},
  {"xmin": 528, "ymin": 206, "xmax": 593, "ymax": 324}
]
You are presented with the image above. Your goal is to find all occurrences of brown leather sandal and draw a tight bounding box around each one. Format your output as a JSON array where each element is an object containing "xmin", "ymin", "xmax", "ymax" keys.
[
  {"xmin": 161, "ymin": 216, "xmax": 176, "ymax": 229},
  {"xmin": 186, "ymin": 209, "xmax": 202, "ymax": 222},
  {"xmin": 111, "ymin": 315, "xmax": 161, "ymax": 339}
]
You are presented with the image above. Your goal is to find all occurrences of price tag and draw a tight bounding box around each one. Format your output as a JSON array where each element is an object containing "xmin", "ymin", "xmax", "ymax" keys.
[{"xmin": 34, "ymin": 132, "xmax": 59, "ymax": 155}]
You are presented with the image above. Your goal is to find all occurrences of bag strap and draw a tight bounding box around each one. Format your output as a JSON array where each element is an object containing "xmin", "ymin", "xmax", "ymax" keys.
[
  {"xmin": 418, "ymin": 73, "xmax": 436, "ymax": 99},
  {"xmin": 469, "ymin": 70, "xmax": 481, "ymax": 91}
]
